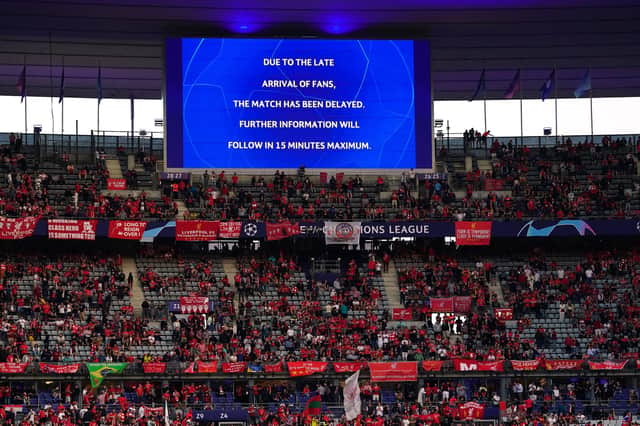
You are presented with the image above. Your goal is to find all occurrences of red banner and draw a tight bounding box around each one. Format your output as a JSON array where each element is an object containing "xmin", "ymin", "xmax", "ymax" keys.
[
  {"xmin": 589, "ymin": 360, "xmax": 628, "ymax": 370},
  {"xmin": 421, "ymin": 361, "xmax": 444, "ymax": 372},
  {"xmin": 39, "ymin": 363, "xmax": 81, "ymax": 374},
  {"xmin": 495, "ymin": 308, "xmax": 514, "ymax": 321},
  {"xmin": 453, "ymin": 359, "xmax": 504, "ymax": 372},
  {"xmin": 108, "ymin": 220, "xmax": 147, "ymax": 240},
  {"xmin": 142, "ymin": 362, "xmax": 167, "ymax": 373},
  {"xmin": 266, "ymin": 222, "xmax": 300, "ymax": 241},
  {"xmin": 219, "ymin": 221, "xmax": 242, "ymax": 239},
  {"xmin": 458, "ymin": 402, "xmax": 485, "ymax": 420},
  {"xmin": 48, "ymin": 219, "xmax": 97, "ymax": 240},
  {"xmin": 453, "ymin": 296, "xmax": 473, "ymax": 313},
  {"xmin": 263, "ymin": 362, "xmax": 284, "ymax": 373},
  {"xmin": 0, "ymin": 363, "xmax": 28, "ymax": 373},
  {"xmin": 510, "ymin": 360, "xmax": 541, "ymax": 371},
  {"xmin": 107, "ymin": 178, "xmax": 127, "ymax": 190},
  {"xmin": 430, "ymin": 298, "xmax": 454, "ymax": 312},
  {"xmin": 455, "ymin": 221, "xmax": 492, "ymax": 246},
  {"xmin": 545, "ymin": 360, "xmax": 583, "ymax": 370},
  {"xmin": 368, "ymin": 362, "xmax": 418, "ymax": 382},
  {"xmin": 392, "ymin": 308, "xmax": 413, "ymax": 321},
  {"xmin": 623, "ymin": 352, "xmax": 639, "ymax": 359},
  {"xmin": 333, "ymin": 362, "xmax": 364, "ymax": 373},
  {"xmin": 287, "ymin": 362, "xmax": 328, "ymax": 377},
  {"xmin": 179, "ymin": 296, "xmax": 210, "ymax": 314},
  {"xmin": 0, "ymin": 216, "xmax": 39, "ymax": 240},
  {"xmin": 176, "ymin": 220, "xmax": 219, "ymax": 241},
  {"xmin": 221, "ymin": 362, "xmax": 247, "ymax": 373},
  {"xmin": 184, "ymin": 361, "xmax": 218, "ymax": 373},
  {"xmin": 142, "ymin": 406, "xmax": 164, "ymax": 416}
]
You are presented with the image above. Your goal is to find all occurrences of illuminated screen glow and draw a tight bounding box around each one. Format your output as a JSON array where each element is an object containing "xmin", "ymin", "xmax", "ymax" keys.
[{"xmin": 165, "ymin": 38, "xmax": 432, "ymax": 169}]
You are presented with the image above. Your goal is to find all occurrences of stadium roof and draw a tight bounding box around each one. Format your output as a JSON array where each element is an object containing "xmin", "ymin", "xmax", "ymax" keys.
[{"xmin": 0, "ymin": 0, "xmax": 639, "ymax": 100}]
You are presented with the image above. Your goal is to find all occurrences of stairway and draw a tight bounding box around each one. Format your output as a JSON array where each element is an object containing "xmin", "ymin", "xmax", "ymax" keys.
[
  {"xmin": 175, "ymin": 200, "xmax": 189, "ymax": 219},
  {"xmin": 488, "ymin": 276, "xmax": 506, "ymax": 306},
  {"xmin": 105, "ymin": 157, "xmax": 124, "ymax": 179},
  {"xmin": 381, "ymin": 260, "xmax": 402, "ymax": 309},
  {"xmin": 222, "ymin": 258, "xmax": 240, "ymax": 331},
  {"xmin": 122, "ymin": 257, "xmax": 144, "ymax": 318}
]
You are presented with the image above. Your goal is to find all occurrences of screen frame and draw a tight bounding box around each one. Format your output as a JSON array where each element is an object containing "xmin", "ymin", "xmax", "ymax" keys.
[{"xmin": 164, "ymin": 37, "xmax": 434, "ymax": 174}]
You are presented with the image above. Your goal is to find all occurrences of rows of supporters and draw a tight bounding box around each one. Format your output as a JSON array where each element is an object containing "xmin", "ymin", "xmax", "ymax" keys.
[
  {"xmin": 1, "ymin": 136, "xmax": 638, "ymax": 221},
  {"xmin": 1, "ymin": 378, "xmax": 637, "ymax": 425}
]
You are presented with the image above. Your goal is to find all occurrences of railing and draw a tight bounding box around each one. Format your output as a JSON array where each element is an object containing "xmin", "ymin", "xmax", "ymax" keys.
[
  {"xmin": 0, "ymin": 130, "xmax": 164, "ymax": 162},
  {"xmin": 435, "ymin": 132, "xmax": 640, "ymax": 155}
]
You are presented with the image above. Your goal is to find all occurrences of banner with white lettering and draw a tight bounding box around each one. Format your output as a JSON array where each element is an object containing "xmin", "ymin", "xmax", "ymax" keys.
[
  {"xmin": 325, "ymin": 221, "xmax": 361, "ymax": 245},
  {"xmin": 48, "ymin": 219, "xmax": 98, "ymax": 240}
]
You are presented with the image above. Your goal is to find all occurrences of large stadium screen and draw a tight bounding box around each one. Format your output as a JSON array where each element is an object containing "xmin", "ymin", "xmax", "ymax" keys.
[{"xmin": 165, "ymin": 38, "xmax": 432, "ymax": 169}]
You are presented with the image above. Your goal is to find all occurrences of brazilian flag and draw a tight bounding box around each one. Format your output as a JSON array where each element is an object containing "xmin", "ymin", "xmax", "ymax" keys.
[{"xmin": 86, "ymin": 363, "xmax": 128, "ymax": 388}]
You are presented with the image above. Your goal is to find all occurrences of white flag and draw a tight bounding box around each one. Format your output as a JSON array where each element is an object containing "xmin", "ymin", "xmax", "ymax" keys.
[
  {"xmin": 324, "ymin": 221, "xmax": 361, "ymax": 245},
  {"xmin": 343, "ymin": 370, "xmax": 361, "ymax": 421},
  {"xmin": 164, "ymin": 400, "xmax": 170, "ymax": 426}
]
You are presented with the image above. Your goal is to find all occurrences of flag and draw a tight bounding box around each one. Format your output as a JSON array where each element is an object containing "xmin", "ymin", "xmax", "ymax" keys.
[
  {"xmin": 469, "ymin": 69, "xmax": 486, "ymax": 101},
  {"xmin": 574, "ymin": 69, "xmax": 592, "ymax": 98},
  {"xmin": 86, "ymin": 363, "xmax": 128, "ymax": 388},
  {"xmin": 503, "ymin": 69, "xmax": 520, "ymax": 99},
  {"xmin": 97, "ymin": 65, "xmax": 102, "ymax": 104},
  {"xmin": 343, "ymin": 370, "xmax": 361, "ymax": 421},
  {"xmin": 303, "ymin": 394, "xmax": 322, "ymax": 417},
  {"xmin": 164, "ymin": 400, "xmax": 170, "ymax": 426},
  {"xmin": 58, "ymin": 65, "xmax": 65, "ymax": 103},
  {"xmin": 540, "ymin": 69, "xmax": 555, "ymax": 101},
  {"xmin": 16, "ymin": 66, "xmax": 26, "ymax": 103}
]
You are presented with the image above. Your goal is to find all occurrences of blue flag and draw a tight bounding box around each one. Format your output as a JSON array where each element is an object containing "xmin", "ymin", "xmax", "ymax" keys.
[
  {"xmin": 58, "ymin": 66, "xmax": 65, "ymax": 103},
  {"xmin": 97, "ymin": 65, "xmax": 102, "ymax": 104},
  {"xmin": 469, "ymin": 69, "xmax": 486, "ymax": 102},
  {"xmin": 540, "ymin": 69, "xmax": 555, "ymax": 101},
  {"xmin": 503, "ymin": 70, "xmax": 520, "ymax": 99},
  {"xmin": 574, "ymin": 69, "xmax": 591, "ymax": 98},
  {"xmin": 16, "ymin": 65, "xmax": 26, "ymax": 103}
]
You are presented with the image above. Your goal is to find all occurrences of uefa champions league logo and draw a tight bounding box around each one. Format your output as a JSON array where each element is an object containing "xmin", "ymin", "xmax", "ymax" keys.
[{"xmin": 243, "ymin": 223, "xmax": 258, "ymax": 237}]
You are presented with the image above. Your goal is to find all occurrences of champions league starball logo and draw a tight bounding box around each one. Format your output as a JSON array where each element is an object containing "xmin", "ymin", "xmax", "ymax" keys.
[
  {"xmin": 335, "ymin": 223, "xmax": 355, "ymax": 239},
  {"xmin": 243, "ymin": 223, "xmax": 258, "ymax": 237},
  {"xmin": 517, "ymin": 220, "xmax": 596, "ymax": 237}
]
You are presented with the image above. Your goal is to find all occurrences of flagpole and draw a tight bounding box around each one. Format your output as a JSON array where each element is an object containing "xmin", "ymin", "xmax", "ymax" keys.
[
  {"xmin": 49, "ymin": 32, "xmax": 55, "ymax": 150},
  {"xmin": 554, "ymin": 67, "xmax": 558, "ymax": 144},
  {"xmin": 589, "ymin": 81, "xmax": 594, "ymax": 142},
  {"xmin": 23, "ymin": 55, "xmax": 27, "ymax": 137},
  {"xmin": 97, "ymin": 62, "xmax": 101, "ymax": 146},
  {"xmin": 61, "ymin": 56, "xmax": 64, "ymax": 139}
]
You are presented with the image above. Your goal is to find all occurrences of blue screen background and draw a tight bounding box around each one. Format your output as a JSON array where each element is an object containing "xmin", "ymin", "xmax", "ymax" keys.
[{"xmin": 170, "ymin": 38, "xmax": 430, "ymax": 169}]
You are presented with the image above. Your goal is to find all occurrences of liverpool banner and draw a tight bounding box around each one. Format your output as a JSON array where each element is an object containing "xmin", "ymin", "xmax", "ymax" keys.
[
  {"xmin": 86, "ymin": 363, "xmax": 128, "ymax": 388},
  {"xmin": 368, "ymin": 362, "xmax": 417, "ymax": 382},
  {"xmin": 179, "ymin": 296, "xmax": 210, "ymax": 314},
  {"xmin": 263, "ymin": 362, "xmax": 284, "ymax": 373},
  {"xmin": 106, "ymin": 178, "xmax": 126, "ymax": 190},
  {"xmin": 266, "ymin": 221, "xmax": 300, "ymax": 241},
  {"xmin": 392, "ymin": 308, "xmax": 413, "ymax": 321},
  {"xmin": 455, "ymin": 221, "xmax": 492, "ymax": 245},
  {"xmin": 39, "ymin": 363, "xmax": 80, "ymax": 374},
  {"xmin": 184, "ymin": 361, "xmax": 218, "ymax": 373},
  {"xmin": 176, "ymin": 220, "xmax": 219, "ymax": 241},
  {"xmin": 0, "ymin": 216, "xmax": 39, "ymax": 240},
  {"xmin": 48, "ymin": 219, "xmax": 97, "ymax": 240},
  {"xmin": 544, "ymin": 360, "xmax": 583, "ymax": 370},
  {"xmin": 421, "ymin": 361, "xmax": 444, "ymax": 371},
  {"xmin": 221, "ymin": 362, "xmax": 247, "ymax": 373},
  {"xmin": 454, "ymin": 359, "xmax": 504, "ymax": 372},
  {"xmin": 588, "ymin": 360, "xmax": 628, "ymax": 370},
  {"xmin": 510, "ymin": 360, "xmax": 541, "ymax": 371},
  {"xmin": 287, "ymin": 362, "xmax": 328, "ymax": 377},
  {"xmin": 218, "ymin": 221, "xmax": 242, "ymax": 239},
  {"xmin": 108, "ymin": 220, "xmax": 147, "ymax": 240},
  {"xmin": 324, "ymin": 221, "xmax": 361, "ymax": 245},
  {"xmin": 142, "ymin": 362, "xmax": 167, "ymax": 373},
  {"xmin": 0, "ymin": 363, "xmax": 28, "ymax": 373},
  {"xmin": 333, "ymin": 362, "xmax": 365, "ymax": 373}
]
